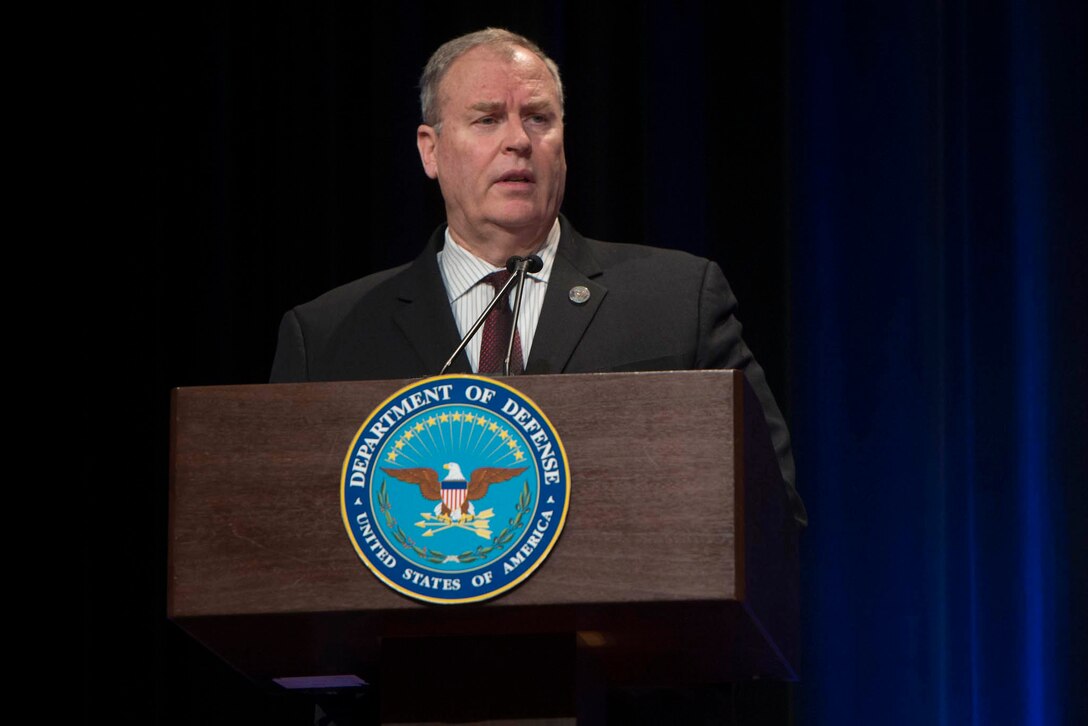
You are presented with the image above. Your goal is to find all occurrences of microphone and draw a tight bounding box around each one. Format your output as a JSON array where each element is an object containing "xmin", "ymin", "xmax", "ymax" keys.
[
  {"xmin": 508, "ymin": 254, "xmax": 543, "ymax": 274},
  {"xmin": 438, "ymin": 255, "xmax": 542, "ymax": 376},
  {"xmin": 504, "ymin": 255, "xmax": 542, "ymax": 375}
]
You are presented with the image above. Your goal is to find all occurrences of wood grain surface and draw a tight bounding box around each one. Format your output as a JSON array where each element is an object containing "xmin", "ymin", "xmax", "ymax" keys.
[{"xmin": 168, "ymin": 371, "xmax": 798, "ymax": 690}]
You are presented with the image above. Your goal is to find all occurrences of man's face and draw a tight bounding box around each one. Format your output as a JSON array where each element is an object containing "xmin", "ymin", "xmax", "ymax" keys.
[{"xmin": 417, "ymin": 45, "xmax": 566, "ymax": 248}]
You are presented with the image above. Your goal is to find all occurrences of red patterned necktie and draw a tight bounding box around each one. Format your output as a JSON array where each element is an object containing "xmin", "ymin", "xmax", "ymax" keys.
[{"xmin": 477, "ymin": 270, "xmax": 524, "ymax": 375}]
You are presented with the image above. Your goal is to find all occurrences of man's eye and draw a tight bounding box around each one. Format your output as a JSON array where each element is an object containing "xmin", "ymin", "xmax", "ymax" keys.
[
  {"xmin": 527, "ymin": 114, "xmax": 548, "ymax": 125},
  {"xmin": 476, "ymin": 116, "xmax": 498, "ymax": 125}
]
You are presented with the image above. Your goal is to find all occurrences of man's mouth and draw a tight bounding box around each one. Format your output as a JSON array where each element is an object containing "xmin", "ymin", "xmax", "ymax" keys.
[{"xmin": 497, "ymin": 170, "xmax": 535, "ymax": 184}]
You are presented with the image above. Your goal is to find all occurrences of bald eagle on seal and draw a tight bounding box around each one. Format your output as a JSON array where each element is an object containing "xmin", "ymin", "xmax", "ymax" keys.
[{"xmin": 381, "ymin": 462, "xmax": 526, "ymax": 522}]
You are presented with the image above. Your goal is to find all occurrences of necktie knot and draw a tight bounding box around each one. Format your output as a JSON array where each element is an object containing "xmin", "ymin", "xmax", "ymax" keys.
[{"xmin": 482, "ymin": 269, "xmax": 513, "ymax": 290}]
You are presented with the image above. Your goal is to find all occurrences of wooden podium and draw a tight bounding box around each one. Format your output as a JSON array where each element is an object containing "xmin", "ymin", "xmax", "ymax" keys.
[{"xmin": 168, "ymin": 370, "xmax": 799, "ymax": 722}]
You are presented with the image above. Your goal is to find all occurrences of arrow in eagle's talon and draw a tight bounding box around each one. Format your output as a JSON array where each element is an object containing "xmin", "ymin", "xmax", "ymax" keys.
[
  {"xmin": 424, "ymin": 524, "xmax": 456, "ymax": 536},
  {"xmin": 416, "ymin": 518, "xmax": 453, "ymax": 528}
]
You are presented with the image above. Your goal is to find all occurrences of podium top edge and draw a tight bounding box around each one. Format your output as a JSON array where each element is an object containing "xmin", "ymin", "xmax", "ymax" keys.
[{"xmin": 171, "ymin": 369, "xmax": 743, "ymax": 395}]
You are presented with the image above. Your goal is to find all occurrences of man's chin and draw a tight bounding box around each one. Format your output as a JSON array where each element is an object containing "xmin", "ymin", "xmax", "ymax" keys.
[{"xmin": 486, "ymin": 209, "xmax": 553, "ymax": 234}]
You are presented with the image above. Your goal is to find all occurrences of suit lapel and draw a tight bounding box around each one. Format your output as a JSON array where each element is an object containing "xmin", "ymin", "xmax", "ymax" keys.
[
  {"xmin": 391, "ymin": 219, "xmax": 605, "ymax": 376},
  {"xmin": 525, "ymin": 220, "xmax": 607, "ymax": 374},
  {"xmin": 391, "ymin": 229, "xmax": 473, "ymax": 375}
]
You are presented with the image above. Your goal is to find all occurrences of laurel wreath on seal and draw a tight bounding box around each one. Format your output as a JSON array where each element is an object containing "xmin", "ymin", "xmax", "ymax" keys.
[{"xmin": 377, "ymin": 479, "xmax": 532, "ymax": 565}]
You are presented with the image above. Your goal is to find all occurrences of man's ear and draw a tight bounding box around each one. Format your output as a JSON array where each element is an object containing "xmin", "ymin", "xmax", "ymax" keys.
[{"xmin": 417, "ymin": 125, "xmax": 439, "ymax": 179}]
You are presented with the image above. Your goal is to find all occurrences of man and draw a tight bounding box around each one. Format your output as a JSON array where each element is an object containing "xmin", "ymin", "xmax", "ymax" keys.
[{"xmin": 270, "ymin": 28, "xmax": 804, "ymax": 526}]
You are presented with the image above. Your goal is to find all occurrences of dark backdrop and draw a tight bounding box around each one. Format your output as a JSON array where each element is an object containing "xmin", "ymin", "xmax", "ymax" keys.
[
  {"xmin": 91, "ymin": 4, "xmax": 791, "ymax": 725},
  {"xmin": 87, "ymin": 2, "xmax": 1085, "ymax": 724}
]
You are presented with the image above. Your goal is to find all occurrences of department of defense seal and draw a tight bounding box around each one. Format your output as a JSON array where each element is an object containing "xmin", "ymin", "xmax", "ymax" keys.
[{"xmin": 341, "ymin": 375, "xmax": 570, "ymax": 604}]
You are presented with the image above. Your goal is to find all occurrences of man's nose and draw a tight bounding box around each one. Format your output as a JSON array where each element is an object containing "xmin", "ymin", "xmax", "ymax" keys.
[{"xmin": 503, "ymin": 118, "xmax": 532, "ymax": 155}]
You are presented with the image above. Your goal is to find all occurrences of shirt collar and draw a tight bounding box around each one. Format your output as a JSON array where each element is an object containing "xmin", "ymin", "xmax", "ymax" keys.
[{"xmin": 438, "ymin": 219, "xmax": 560, "ymax": 303}]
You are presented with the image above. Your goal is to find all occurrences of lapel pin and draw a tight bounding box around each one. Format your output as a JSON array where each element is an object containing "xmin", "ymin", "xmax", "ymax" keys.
[{"xmin": 568, "ymin": 286, "xmax": 591, "ymax": 304}]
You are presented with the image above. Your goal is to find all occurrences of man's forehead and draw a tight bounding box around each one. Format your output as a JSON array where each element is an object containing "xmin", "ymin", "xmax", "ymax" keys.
[
  {"xmin": 442, "ymin": 46, "xmax": 558, "ymax": 103},
  {"xmin": 456, "ymin": 44, "xmax": 546, "ymax": 74}
]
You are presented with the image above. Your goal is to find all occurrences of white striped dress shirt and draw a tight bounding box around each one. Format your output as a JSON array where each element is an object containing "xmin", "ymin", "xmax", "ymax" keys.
[{"xmin": 436, "ymin": 220, "xmax": 560, "ymax": 373}]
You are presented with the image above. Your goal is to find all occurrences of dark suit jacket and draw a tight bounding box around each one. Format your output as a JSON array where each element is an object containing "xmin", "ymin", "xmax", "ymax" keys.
[{"xmin": 271, "ymin": 216, "xmax": 805, "ymax": 524}]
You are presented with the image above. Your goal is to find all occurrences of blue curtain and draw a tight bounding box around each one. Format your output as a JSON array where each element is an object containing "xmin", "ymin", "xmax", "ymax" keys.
[{"xmin": 791, "ymin": 1, "xmax": 1087, "ymax": 724}]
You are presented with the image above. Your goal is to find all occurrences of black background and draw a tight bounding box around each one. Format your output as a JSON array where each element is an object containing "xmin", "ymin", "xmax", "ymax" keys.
[{"xmin": 87, "ymin": 4, "xmax": 791, "ymax": 724}]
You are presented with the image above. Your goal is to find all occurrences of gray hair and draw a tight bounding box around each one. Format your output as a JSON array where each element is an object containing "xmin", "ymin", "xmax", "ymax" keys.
[{"xmin": 419, "ymin": 28, "xmax": 564, "ymax": 129}]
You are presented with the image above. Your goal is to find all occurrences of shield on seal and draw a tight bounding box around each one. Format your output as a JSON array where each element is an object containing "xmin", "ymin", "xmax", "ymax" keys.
[
  {"xmin": 441, "ymin": 481, "xmax": 468, "ymax": 513},
  {"xmin": 441, "ymin": 462, "xmax": 468, "ymax": 515}
]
